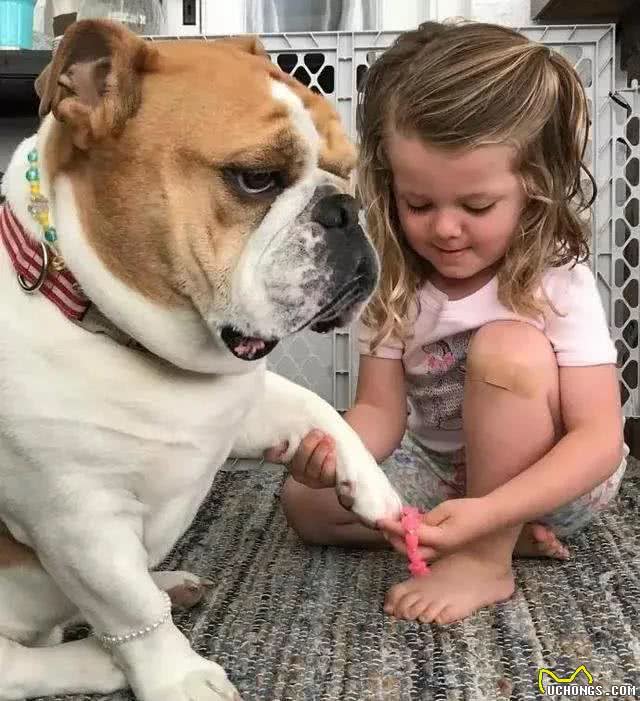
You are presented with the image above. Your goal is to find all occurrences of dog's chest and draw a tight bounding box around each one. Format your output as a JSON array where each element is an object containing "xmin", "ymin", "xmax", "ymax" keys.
[{"xmin": 0, "ymin": 295, "xmax": 260, "ymax": 496}]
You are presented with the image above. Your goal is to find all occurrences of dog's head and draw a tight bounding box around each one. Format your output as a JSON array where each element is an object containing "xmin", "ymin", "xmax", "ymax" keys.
[{"xmin": 35, "ymin": 20, "xmax": 378, "ymax": 370}]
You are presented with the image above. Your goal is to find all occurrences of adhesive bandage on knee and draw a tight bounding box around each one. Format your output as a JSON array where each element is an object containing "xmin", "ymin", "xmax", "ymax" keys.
[{"xmin": 465, "ymin": 353, "xmax": 541, "ymax": 399}]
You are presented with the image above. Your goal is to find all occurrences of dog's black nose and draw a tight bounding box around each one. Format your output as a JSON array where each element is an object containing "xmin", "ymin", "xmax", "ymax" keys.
[{"xmin": 311, "ymin": 194, "xmax": 359, "ymax": 230}]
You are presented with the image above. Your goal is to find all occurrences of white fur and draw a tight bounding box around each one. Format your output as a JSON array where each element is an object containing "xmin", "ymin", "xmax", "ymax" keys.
[
  {"xmin": 270, "ymin": 79, "xmax": 321, "ymax": 168},
  {"xmin": 0, "ymin": 99, "xmax": 402, "ymax": 700},
  {"xmin": 229, "ymin": 80, "xmax": 327, "ymax": 338}
]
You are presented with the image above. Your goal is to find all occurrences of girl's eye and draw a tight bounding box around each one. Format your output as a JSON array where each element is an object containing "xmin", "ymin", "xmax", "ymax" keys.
[
  {"xmin": 406, "ymin": 202, "xmax": 433, "ymax": 213},
  {"xmin": 464, "ymin": 203, "xmax": 496, "ymax": 215}
]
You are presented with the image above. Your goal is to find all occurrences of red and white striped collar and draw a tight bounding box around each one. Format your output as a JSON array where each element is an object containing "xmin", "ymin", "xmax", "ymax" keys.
[{"xmin": 0, "ymin": 203, "xmax": 90, "ymax": 321}]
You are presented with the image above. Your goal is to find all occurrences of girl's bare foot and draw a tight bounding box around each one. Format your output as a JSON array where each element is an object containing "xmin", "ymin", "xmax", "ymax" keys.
[
  {"xmin": 514, "ymin": 523, "xmax": 570, "ymax": 560},
  {"xmin": 384, "ymin": 546, "xmax": 515, "ymax": 625}
]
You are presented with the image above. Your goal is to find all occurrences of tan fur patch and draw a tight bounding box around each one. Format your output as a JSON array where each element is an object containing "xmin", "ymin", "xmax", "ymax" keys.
[{"xmin": 266, "ymin": 63, "xmax": 357, "ymax": 178}]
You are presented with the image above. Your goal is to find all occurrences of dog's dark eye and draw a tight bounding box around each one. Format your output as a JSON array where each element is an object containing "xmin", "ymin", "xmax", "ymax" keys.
[{"xmin": 236, "ymin": 171, "xmax": 281, "ymax": 194}]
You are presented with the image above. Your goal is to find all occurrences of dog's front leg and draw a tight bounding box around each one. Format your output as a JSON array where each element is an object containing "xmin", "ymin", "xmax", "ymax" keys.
[
  {"xmin": 24, "ymin": 488, "xmax": 240, "ymax": 701},
  {"xmin": 232, "ymin": 370, "xmax": 403, "ymax": 524}
]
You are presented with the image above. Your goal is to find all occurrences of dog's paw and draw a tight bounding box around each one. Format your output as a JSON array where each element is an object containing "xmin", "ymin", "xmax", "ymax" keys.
[
  {"xmin": 81, "ymin": 639, "xmax": 129, "ymax": 694},
  {"xmin": 121, "ymin": 626, "xmax": 241, "ymax": 701},
  {"xmin": 151, "ymin": 571, "xmax": 214, "ymax": 610},
  {"xmin": 148, "ymin": 659, "xmax": 241, "ymax": 701},
  {"xmin": 0, "ymin": 636, "xmax": 126, "ymax": 701},
  {"xmin": 337, "ymin": 459, "xmax": 403, "ymax": 526}
]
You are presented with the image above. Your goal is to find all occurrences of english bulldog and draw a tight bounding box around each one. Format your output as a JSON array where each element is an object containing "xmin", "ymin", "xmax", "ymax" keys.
[{"xmin": 0, "ymin": 19, "xmax": 402, "ymax": 701}]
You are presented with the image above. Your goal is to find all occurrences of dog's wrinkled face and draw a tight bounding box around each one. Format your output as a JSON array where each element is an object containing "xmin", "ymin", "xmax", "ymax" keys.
[{"xmin": 37, "ymin": 21, "xmax": 379, "ymax": 364}]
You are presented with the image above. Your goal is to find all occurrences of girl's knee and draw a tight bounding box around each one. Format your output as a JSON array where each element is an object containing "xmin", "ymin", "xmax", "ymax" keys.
[
  {"xmin": 466, "ymin": 321, "xmax": 559, "ymax": 401},
  {"xmin": 280, "ymin": 477, "xmax": 311, "ymax": 538},
  {"xmin": 470, "ymin": 321, "xmax": 555, "ymax": 368},
  {"xmin": 279, "ymin": 477, "xmax": 333, "ymax": 545}
]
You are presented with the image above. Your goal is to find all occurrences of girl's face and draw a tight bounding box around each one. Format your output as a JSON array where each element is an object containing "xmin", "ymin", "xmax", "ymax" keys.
[{"xmin": 387, "ymin": 132, "xmax": 527, "ymax": 295}]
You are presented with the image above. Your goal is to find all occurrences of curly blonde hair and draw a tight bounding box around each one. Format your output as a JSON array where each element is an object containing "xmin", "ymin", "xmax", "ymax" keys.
[{"xmin": 357, "ymin": 21, "xmax": 593, "ymax": 351}]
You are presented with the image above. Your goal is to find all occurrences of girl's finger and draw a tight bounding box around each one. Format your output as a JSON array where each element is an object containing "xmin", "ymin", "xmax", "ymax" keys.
[
  {"xmin": 317, "ymin": 453, "xmax": 337, "ymax": 487},
  {"xmin": 376, "ymin": 518, "xmax": 405, "ymax": 536},
  {"xmin": 290, "ymin": 431, "xmax": 324, "ymax": 479},
  {"xmin": 263, "ymin": 440, "xmax": 289, "ymax": 463},
  {"xmin": 386, "ymin": 534, "xmax": 407, "ymax": 554},
  {"xmin": 417, "ymin": 546, "xmax": 438, "ymax": 561},
  {"xmin": 422, "ymin": 503, "xmax": 451, "ymax": 527},
  {"xmin": 416, "ymin": 524, "xmax": 447, "ymax": 548},
  {"xmin": 306, "ymin": 439, "xmax": 332, "ymax": 482}
]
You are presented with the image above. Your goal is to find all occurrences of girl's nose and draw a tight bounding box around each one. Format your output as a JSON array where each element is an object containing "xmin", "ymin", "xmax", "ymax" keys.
[{"xmin": 433, "ymin": 209, "xmax": 462, "ymax": 240}]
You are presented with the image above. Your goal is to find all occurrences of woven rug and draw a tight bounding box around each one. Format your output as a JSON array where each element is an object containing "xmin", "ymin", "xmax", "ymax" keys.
[{"xmin": 45, "ymin": 461, "xmax": 639, "ymax": 701}]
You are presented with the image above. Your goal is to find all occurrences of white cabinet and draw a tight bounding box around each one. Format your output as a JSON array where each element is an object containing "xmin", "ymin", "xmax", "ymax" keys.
[
  {"xmin": 162, "ymin": 0, "xmax": 247, "ymax": 35},
  {"xmin": 162, "ymin": 0, "xmax": 532, "ymax": 36}
]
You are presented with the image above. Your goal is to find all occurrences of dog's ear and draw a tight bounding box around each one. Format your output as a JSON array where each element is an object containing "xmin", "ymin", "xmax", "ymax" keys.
[
  {"xmin": 267, "ymin": 65, "xmax": 356, "ymax": 180},
  {"xmin": 34, "ymin": 62, "xmax": 52, "ymax": 102},
  {"xmin": 35, "ymin": 19, "xmax": 159, "ymax": 149},
  {"xmin": 214, "ymin": 35, "xmax": 268, "ymax": 57}
]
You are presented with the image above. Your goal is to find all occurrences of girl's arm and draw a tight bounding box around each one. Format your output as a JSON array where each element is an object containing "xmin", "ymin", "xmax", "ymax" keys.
[
  {"xmin": 345, "ymin": 354, "xmax": 408, "ymax": 462},
  {"xmin": 487, "ymin": 363, "xmax": 624, "ymax": 527},
  {"xmin": 266, "ymin": 354, "xmax": 407, "ymax": 489}
]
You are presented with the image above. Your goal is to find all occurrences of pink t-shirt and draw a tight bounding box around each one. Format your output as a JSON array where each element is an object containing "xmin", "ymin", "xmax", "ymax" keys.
[{"xmin": 359, "ymin": 263, "xmax": 617, "ymax": 452}]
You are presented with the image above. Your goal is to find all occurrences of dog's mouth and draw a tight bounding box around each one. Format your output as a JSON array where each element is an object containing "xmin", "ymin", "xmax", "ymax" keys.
[
  {"xmin": 220, "ymin": 326, "xmax": 279, "ymax": 361},
  {"xmin": 221, "ymin": 277, "xmax": 370, "ymax": 360},
  {"xmin": 306, "ymin": 277, "xmax": 368, "ymax": 334}
]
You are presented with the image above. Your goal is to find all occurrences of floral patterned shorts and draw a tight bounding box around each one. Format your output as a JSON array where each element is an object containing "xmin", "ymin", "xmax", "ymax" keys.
[{"xmin": 379, "ymin": 432, "xmax": 629, "ymax": 537}]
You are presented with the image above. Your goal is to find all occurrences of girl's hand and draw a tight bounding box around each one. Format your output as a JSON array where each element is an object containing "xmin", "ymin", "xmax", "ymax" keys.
[
  {"xmin": 264, "ymin": 430, "xmax": 337, "ymax": 489},
  {"xmin": 378, "ymin": 497, "xmax": 497, "ymax": 560}
]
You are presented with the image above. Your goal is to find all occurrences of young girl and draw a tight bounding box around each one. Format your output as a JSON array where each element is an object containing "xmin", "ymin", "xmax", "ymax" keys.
[{"xmin": 267, "ymin": 21, "xmax": 628, "ymax": 625}]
